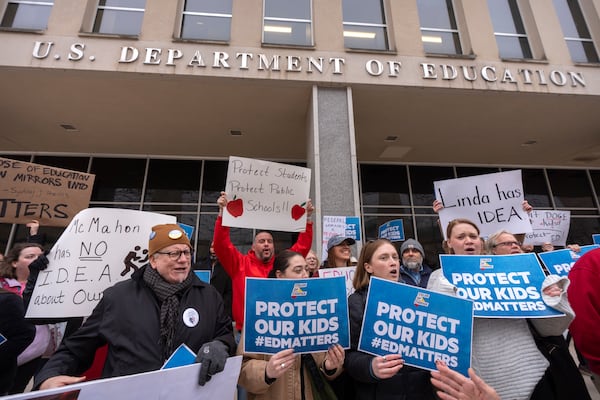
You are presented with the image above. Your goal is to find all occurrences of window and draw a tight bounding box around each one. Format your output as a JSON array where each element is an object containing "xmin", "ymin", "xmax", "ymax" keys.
[
  {"xmin": 487, "ymin": 0, "xmax": 532, "ymax": 59},
  {"xmin": 180, "ymin": 0, "xmax": 232, "ymax": 41},
  {"xmin": 547, "ymin": 169, "xmax": 597, "ymax": 208},
  {"xmin": 1, "ymin": 0, "xmax": 53, "ymax": 30},
  {"xmin": 90, "ymin": 158, "xmax": 146, "ymax": 203},
  {"xmin": 553, "ymin": 0, "xmax": 599, "ymax": 63},
  {"xmin": 263, "ymin": 0, "xmax": 312, "ymax": 46},
  {"xmin": 416, "ymin": 0, "xmax": 461, "ymax": 55},
  {"xmin": 342, "ymin": 0, "xmax": 388, "ymax": 51},
  {"xmin": 92, "ymin": 0, "xmax": 146, "ymax": 36}
]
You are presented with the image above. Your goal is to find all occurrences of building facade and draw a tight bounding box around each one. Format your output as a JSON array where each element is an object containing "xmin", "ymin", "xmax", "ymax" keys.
[{"xmin": 1, "ymin": 0, "xmax": 600, "ymax": 261}]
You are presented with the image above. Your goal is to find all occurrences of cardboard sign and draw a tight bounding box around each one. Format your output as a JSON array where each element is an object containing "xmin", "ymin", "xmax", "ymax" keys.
[
  {"xmin": 222, "ymin": 156, "xmax": 311, "ymax": 232},
  {"xmin": 358, "ymin": 277, "xmax": 473, "ymax": 376},
  {"xmin": 523, "ymin": 210, "xmax": 571, "ymax": 246},
  {"xmin": 434, "ymin": 170, "xmax": 531, "ymax": 238},
  {"xmin": 378, "ymin": 219, "xmax": 405, "ymax": 242},
  {"xmin": 537, "ymin": 245, "xmax": 599, "ymax": 276},
  {"xmin": 244, "ymin": 276, "xmax": 350, "ymax": 354},
  {"xmin": 0, "ymin": 157, "xmax": 95, "ymax": 227},
  {"xmin": 2, "ymin": 356, "xmax": 242, "ymax": 400},
  {"xmin": 26, "ymin": 208, "xmax": 176, "ymax": 318},
  {"xmin": 322, "ymin": 215, "xmax": 361, "ymax": 260},
  {"xmin": 318, "ymin": 266, "xmax": 356, "ymax": 297},
  {"xmin": 439, "ymin": 253, "xmax": 564, "ymax": 318}
]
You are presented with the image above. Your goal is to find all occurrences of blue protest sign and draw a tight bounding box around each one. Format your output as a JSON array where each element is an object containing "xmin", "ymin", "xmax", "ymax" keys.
[
  {"xmin": 358, "ymin": 277, "xmax": 473, "ymax": 375},
  {"xmin": 537, "ymin": 245, "xmax": 600, "ymax": 276},
  {"xmin": 378, "ymin": 219, "xmax": 405, "ymax": 242},
  {"xmin": 439, "ymin": 253, "xmax": 564, "ymax": 318},
  {"xmin": 178, "ymin": 222, "xmax": 194, "ymax": 240},
  {"xmin": 244, "ymin": 276, "xmax": 349, "ymax": 354},
  {"xmin": 345, "ymin": 216, "xmax": 361, "ymax": 241},
  {"xmin": 194, "ymin": 270, "xmax": 211, "ymax": 283},
  {"xmin": 593, "ymin": 234, "xmax": 600, "ymax": 245},
  {"xmin": 162, "ymin": 343, "xmax": 197, "ymax": 369}
]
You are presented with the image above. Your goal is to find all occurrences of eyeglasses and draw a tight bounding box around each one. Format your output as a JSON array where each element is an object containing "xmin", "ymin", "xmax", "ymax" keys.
[
  {"xmin": 156, "ymin": 249, "xmax": 192, "ymax": 260},
  {"xmin": 493, "ymin": 241, "xmax": 521, "ymax": 248}
]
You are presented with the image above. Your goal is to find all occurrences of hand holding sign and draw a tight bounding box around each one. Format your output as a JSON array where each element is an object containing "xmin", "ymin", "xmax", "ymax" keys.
[{"xmin": 265, "ymin": 348, "xmax": 296, "ymax": 380}]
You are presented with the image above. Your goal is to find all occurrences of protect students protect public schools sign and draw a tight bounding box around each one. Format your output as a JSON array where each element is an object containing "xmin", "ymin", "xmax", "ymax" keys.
[
  {"xmin": 0, "ymin": 157, "xmax": 95, "ymax": 227},
  {"xmin": 222, "ymin": 156, "xmax": 311, "ymax": 232}
]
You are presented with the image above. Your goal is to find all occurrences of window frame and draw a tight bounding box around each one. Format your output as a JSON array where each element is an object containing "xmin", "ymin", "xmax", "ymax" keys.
[
  {"xmin": 417, "ymin": 0, "xmax": 463, "ymax": 56},
  {"xmin": 0, "ymin": 0, "xmax": 54, "ymax": 31},
  {"xmin": 553, "ymin": 0, "xmax": 599, "ymax": 63},
  {"xmin": 89, "ymin": 0, "xmax": 146, "ymax": 36},
  {"xmin": 342, "ymin": 0, "xmax": 390, "ymax": 51},
  {"xmin": 178, "ymin": 0, "xmax": 233, "ymax": 42},
  {"xmin": 488, "ymin": 0, "xmax": 533, "ymax": 60},
  {"xmin": 262, "ymin": 0, "xmax": 314, "ymax": 47}
]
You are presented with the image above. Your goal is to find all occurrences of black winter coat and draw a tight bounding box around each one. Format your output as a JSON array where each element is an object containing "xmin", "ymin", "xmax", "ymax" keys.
[
  {"xmin": 34, "ymin": 265, "xmax": 235, "ymax": 387},
  {"xmin": 344, "ymin": 286, "xmax": 436, "ymax": 400}
]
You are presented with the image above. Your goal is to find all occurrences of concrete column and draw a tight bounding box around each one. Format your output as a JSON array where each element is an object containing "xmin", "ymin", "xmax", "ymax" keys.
[{"xmin": 306, "ymin": 86, "xmax": 361, "ymax": 255}]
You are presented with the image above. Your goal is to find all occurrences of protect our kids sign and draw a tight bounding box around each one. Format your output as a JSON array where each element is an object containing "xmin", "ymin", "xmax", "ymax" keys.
[
  {"xmin": 439, "ymin": 253, "xmax": 564, "ymax": 318},
  {"xmin": 26, "ymin": 208, "xmax": 176, "ymax": 318},
  {"xmin": 358, "ymin": 277, "xmax": 473, "ymax": 376},
  {"xmin": 244, "ymin": 276, "xmax": 350, "ymax": 354},
  {"xmin": 222, "ymin": 156, "xmax": 311, "ymax": 232},
  {"xmin": 537, "ymin": 245, "xmax": 599, "ymax": 276},
  {"xmin": 434, "ymin": 170, "xmax": 532, "ymax": 239}
]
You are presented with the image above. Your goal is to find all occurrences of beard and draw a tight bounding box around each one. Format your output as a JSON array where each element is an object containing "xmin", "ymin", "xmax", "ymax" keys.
[{"xmin": 405, "ymin": 261, "xmax": 422, "ymax": 271}]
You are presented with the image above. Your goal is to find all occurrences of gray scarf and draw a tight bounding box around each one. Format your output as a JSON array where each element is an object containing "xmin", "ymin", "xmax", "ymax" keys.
[{"xmin": 143, "ymin": 266, "xmax": 194, "ymax": 361}]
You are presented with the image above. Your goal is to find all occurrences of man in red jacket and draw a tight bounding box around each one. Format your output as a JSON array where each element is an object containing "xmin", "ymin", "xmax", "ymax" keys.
[
  {"xmin": 568, "ymin": 247, "xmax": 600, "ymax": 393},
  {"xmin": 213, "ymin": 191, "xmax": 314, "ymax": 333}
]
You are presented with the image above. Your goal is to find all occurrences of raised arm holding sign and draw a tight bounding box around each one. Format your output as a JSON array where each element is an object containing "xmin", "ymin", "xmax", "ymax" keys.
[{"xmin": 213, "ymin": 190, "xmax": 314, "ymax": 333}]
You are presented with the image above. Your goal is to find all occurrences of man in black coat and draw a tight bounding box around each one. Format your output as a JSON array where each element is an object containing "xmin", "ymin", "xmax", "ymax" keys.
[{"xmin": 35, "ymin": 223, "xmax": 235, "ymax": 390}]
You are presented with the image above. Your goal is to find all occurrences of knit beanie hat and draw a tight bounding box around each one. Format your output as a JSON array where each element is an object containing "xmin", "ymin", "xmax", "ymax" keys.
[
  {"xmin": 400, "ymin": 239, "xmax": 425, "ymax": 257},
  {"xmin": 148, "ymin": 224, "xmax": 191, "ymax": 256}
]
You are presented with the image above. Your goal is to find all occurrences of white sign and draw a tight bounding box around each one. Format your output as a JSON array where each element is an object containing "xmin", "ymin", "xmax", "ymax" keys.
[
  {"xmin": 523, "ymin": 210, "xmax": 571, "ymax": 246},
  {"xmin": 222, "ymin": 156, "xmax": 311, "ymax": 232},
  {"xmin": 318, "ymin": 266, "xmax": 356, "ymax": 297},
  {"xmin": 1, "ymin": 356, "xmax": 242, "ymax": 400},
  {"xmin": 322, "ymin": 215, "xmax": 361, "ymax": 260},
  {"xmin": 26, "ymin": 208, "xmax": 176, "ymax": 318},
  {"xmin": 434, "ymin": 170, "xmax": 532, "ymax": 239}
]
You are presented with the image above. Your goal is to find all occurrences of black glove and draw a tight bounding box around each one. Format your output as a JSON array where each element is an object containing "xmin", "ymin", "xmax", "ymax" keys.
[
  {"xmin": 29, "ymin": 253, "xmax": 49, "ymax": 272},
  {"xmin": 196, "ymin": 340, "xmax": 229, "ymax": 386}
]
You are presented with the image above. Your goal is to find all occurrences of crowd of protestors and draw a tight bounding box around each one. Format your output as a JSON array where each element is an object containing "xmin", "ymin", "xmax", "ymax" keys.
[{"xmin": 1, "ymin": 186, "xmax": 599, "ymax": 400}]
